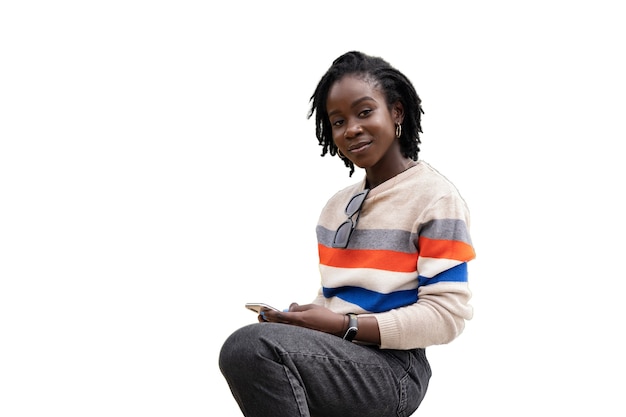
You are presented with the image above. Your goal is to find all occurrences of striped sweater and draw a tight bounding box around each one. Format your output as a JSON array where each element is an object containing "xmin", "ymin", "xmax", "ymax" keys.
[{"xmin": 314, "ymin": 161, "xmax": 475, "ymax": 350}]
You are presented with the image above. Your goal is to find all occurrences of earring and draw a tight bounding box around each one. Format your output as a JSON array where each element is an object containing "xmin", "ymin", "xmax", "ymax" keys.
[
  {"xmin": 337, "ymin": 149, "xmax": 346, "ymax": 159},
  {"xmin": 395, "ymin": 123, "xmax": 402, "ymax": 139}
]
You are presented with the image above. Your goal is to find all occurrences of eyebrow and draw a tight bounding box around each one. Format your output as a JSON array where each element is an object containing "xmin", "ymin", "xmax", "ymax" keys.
[{"xmin": 328, "ymin": 96, "xmax": 376, "ymax": 117}]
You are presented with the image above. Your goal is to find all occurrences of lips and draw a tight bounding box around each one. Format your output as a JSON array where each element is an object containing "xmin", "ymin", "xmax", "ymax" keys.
[{"xmin": 348, "ymin": 141, "xmax": 372, "ymax": 153}]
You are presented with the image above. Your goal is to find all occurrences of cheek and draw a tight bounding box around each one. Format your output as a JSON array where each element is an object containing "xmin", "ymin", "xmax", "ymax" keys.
[{"xmin": 331, "ymin": 130, "xmax": 346, "ymax": 147}]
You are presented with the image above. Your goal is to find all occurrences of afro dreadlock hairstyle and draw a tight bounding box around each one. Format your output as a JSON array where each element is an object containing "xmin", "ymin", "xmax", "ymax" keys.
[{"xmin": 307, "ymin": 51, "xmax": 424, "ymax": 177}]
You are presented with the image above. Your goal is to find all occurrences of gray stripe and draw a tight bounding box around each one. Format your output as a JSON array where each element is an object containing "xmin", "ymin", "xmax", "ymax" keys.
[
  {"xmin": 417, "ymin": 219, "xmax": 472, "ymax": 245},
  {"xmin": 317, "ymin": 218, "xmax": 472, "ymax": 252},
  {"xmin": 317, "ymin": 226, "xmax": 416, "ymax": 253}
]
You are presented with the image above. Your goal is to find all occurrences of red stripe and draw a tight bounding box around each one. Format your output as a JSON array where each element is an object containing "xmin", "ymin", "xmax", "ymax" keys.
[
  {"xmin": 318, "ymin": 244, "xmax": 417, "ymax": 272},
  {"xmin": 417, "ymin": 236, "xmax": 476, "ymax": 261}
]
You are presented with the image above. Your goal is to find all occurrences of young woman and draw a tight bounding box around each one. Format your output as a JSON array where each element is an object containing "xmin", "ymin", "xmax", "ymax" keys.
[{"xmin": 219, "ymin": 51, "xmax": 475, "ymax": 417}]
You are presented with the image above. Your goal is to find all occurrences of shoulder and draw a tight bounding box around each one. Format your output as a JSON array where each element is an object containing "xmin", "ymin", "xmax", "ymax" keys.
[
  {"xmin": 408, "ymin": 161, "xmax": 468, "ymax": 205},
  {"xmin": 382, "ymin": 160, "xmax": 463, "ymax": 202},
  {"xmin": 322, "ymin": 180, "xmax": 365, "ymax": 209},
  {"xmin": 414, "ymin": 161, "xmax": 460, "ymax": 190}
]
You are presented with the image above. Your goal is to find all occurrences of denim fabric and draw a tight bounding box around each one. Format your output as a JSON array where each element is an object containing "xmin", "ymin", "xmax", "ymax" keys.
[{"xmin": 219, "ymin": 323, "xmax": 431, "ymax": 417}]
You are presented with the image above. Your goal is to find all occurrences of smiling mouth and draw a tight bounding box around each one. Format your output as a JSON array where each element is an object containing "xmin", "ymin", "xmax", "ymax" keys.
[{"xmin": 348, "ymin": 141, "xmax": 372, "ymax": 153}]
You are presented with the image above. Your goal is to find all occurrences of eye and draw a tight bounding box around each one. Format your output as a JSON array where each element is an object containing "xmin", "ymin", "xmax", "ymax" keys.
[
  {"xmin": 331, "ymin": 118, "xmax": 344, "ymax": 127},
  {"xmin": 359, "ymin": 109, "xmax": 372, "ymax": 118}
]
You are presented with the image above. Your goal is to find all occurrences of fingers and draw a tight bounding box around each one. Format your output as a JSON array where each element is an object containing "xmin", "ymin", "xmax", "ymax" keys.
[{"xmin": 260, "ymin": 309, "xmax": 283, "ymax": 323}]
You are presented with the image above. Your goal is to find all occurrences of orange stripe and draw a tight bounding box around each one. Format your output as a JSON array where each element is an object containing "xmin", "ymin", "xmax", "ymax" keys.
[
  {"xmin": 318, "ymin": 244, "xmax": 417, "ymax": 272},
  {"xmin": 417, "ymin": 236, "xmax": 476, "ymax": 261}
]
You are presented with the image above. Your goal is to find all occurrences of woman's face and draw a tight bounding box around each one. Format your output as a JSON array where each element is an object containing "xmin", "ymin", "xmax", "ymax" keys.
[{"xmin": 326, "ymin": 75, "xmax": 402, "ymax": 172}]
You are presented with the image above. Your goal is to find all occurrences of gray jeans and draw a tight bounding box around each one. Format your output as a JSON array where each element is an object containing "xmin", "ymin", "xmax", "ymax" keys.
[{"xmin": 219, "ymin": 323, "xmax": 431, "ymax": 417}]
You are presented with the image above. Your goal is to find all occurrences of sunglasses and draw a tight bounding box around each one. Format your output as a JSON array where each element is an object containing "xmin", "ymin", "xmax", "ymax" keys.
[{"xmin": 332, "ymin": 189, "xmax": 370, "ymax": 248}]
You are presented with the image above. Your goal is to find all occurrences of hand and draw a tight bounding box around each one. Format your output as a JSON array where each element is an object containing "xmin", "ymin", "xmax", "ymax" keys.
[{"xmin": 261, "ymin": 303, "xmax": 347, "ymax": 336}]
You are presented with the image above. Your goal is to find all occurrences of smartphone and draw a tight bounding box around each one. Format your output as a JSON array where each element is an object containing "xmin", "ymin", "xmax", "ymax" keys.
[{"xmin": 245, "ymin": 303, "xmax": 280, "ymax": 314}]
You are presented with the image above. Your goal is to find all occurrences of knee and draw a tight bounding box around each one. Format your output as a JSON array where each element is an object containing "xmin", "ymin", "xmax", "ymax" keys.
[{"xmin": 218, "ymin": 324, "xmax": 263, "ymax": 375}]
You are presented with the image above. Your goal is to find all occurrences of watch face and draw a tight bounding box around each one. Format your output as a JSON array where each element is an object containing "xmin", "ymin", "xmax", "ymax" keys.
[{"xmin": 344, "ymin": 327, "xmax": 357, "ymax": 341}]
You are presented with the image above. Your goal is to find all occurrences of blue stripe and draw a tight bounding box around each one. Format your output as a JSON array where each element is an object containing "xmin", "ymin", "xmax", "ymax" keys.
[
  {"xmin": 419, "ymin": 262, "xmax": 468, "ymax": 286},
  {"xmin": 322, "ymin": 286, "xmax": 418, "ymax": 313}
]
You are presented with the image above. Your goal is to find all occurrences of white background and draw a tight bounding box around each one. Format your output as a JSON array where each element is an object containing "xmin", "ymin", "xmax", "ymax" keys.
[{"xmin": 1, "ymin": 1, "xmax": 625, "ymax": 415}]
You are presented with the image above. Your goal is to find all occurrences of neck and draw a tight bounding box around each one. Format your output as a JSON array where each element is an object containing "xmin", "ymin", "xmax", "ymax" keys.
[{"xmin": 365, "ymin": 158, "xmax": 417, "ymax": 189}]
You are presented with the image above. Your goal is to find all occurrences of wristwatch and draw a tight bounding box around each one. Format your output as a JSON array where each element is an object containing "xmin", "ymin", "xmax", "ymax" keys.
[{"xmin": 343, "ymin": 313, "xmax": 358, "ymax": 341}]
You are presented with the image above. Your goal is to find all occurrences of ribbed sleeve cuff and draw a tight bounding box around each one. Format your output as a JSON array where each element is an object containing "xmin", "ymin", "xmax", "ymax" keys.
[{"xmin": 368, "ymin": 312, "xmax": 401, "ymax": 349}]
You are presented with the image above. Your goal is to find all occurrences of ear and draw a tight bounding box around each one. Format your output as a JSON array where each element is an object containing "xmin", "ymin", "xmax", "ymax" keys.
[{"xmin": 392, "ymin": 101, "xmax": 404, "ymax": 124}]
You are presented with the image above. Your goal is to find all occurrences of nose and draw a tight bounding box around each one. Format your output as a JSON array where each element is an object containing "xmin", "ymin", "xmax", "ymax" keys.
[{"xmin": 344, "ymin": 120, "xmax": 362, "ymax": 138}]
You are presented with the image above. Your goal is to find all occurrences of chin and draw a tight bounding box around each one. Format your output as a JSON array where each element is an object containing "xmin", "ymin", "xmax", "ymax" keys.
[
  {"xmin": 351, "ymin": 157, "xmax": 374, "ymax": 170},
  {"xmin": 351, "ymin": 161, "xmax": 368, "ymax": 170}
]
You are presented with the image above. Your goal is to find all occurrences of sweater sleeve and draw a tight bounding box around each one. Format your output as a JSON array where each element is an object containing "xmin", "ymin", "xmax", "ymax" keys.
[
  {"xmin": 369, "ymin": 280, "xmax": 472, "ymax": 349},
  {"xmin": 366, "ymin": 191, "xmax": 475, "ymax": 349}
]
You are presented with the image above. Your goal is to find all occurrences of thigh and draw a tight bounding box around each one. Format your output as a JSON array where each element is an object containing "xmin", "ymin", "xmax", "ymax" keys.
[{"xmin": 242, "ymin": 323, "xmax": 430, "ymax": 417}]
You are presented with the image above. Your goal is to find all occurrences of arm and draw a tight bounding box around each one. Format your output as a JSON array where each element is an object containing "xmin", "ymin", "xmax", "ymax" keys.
[
  {"xmin": 370, "ymin": 191, "xmax": 475, "ymax": 349},
  {"xmin": 263, "ymin": 303, "xmax": 382, "ymax": 344}
]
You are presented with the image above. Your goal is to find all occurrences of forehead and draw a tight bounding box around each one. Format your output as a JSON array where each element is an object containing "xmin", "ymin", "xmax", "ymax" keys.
[{"xmin": 326, "ymin": 74, "xmax": 385, "ymax": 107}]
